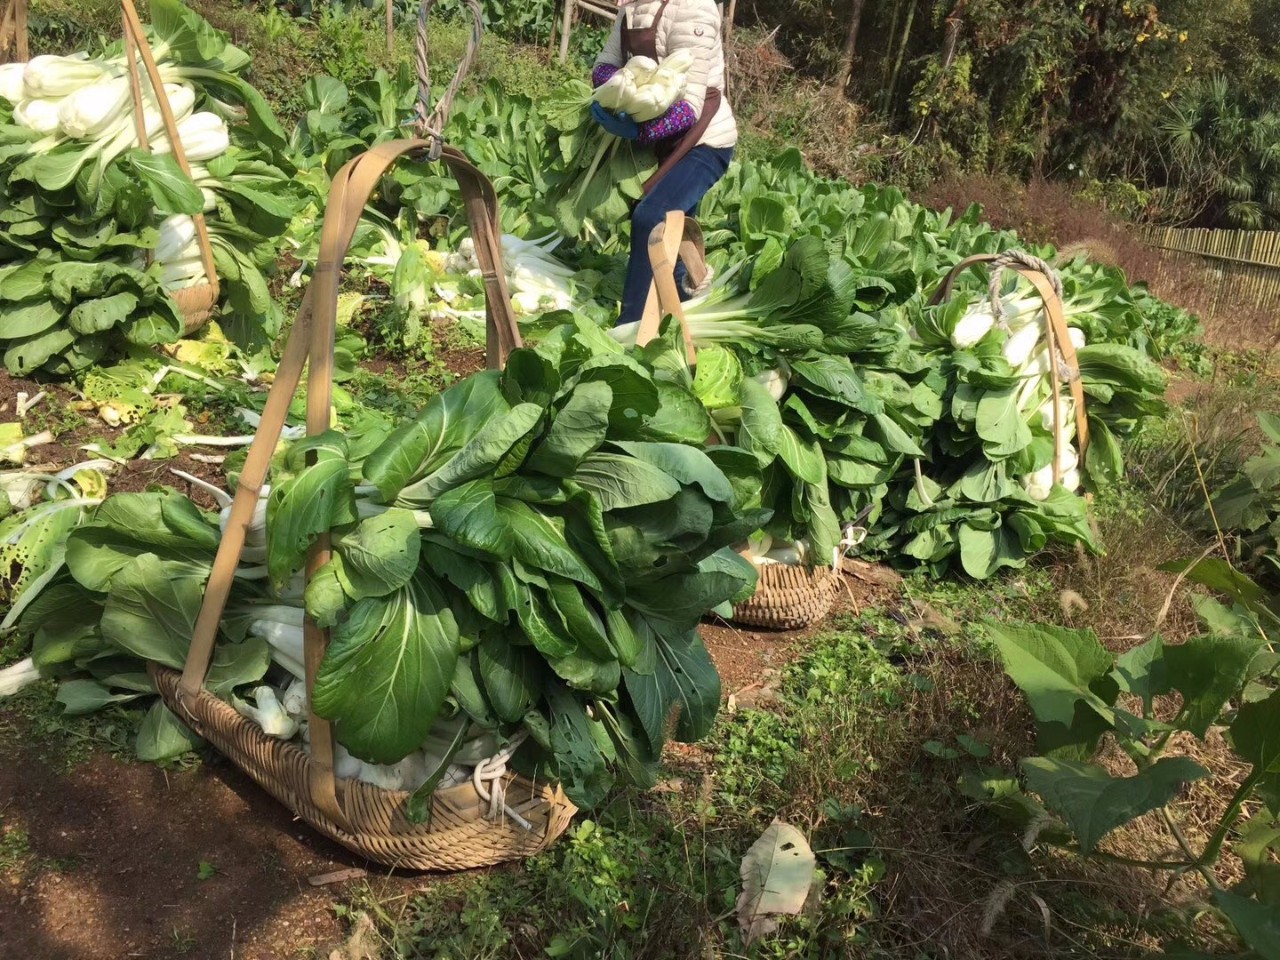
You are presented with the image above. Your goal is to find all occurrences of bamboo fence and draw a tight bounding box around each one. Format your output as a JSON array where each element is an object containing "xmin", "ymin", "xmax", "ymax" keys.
[{"xmin": 1136, "ymin": 225, "xmax": 1280, "ymax": 325}]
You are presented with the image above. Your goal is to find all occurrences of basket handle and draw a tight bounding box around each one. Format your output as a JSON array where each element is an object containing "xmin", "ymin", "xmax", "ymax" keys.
[
  {"xmin": 636, "ymin": 211, "xmax": 703, "ymax": 365},
  {"xmin": 0, "ymin": 0, "xmax": 28, "ymax": 64},
  {"xmin": 413, "ymin": 0, "xmax": 484, "ymax": 158},
  {"xmin": 120, "ymin": 0, "xmax": 219, "ymax": 304},
  {"xmin": 177, "ymin": 141, "xmax": 520, "ymax": 826},
  {"xmin": 928, "ymin": 252, "xmax": 1089, "ymax": 480}
]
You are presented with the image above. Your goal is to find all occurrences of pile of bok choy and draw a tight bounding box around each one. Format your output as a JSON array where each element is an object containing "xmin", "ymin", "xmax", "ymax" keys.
[
  {"xmin": 0, "ymin": 0, "xmax": 306, "ymax": 376},
  {"xmin": 3, "ymin": 319, "xmax": 766, "ymax": 811}
]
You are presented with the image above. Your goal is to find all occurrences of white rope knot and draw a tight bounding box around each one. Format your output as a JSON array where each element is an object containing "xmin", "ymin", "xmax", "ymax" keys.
[
  {"xmin": 986, "ymin": 250, "xmax": 1064, "ymax": 320},
  {"xmin": 472, "ymin": 731, "xmax": 536, "ymax": 831},
  {"xmin": 681, "ymin": 262, "xmax": 715, "ymax": 298},
  {"xmin": 831, "ymin": 523, "xmax": 868, "ymax": 573}
]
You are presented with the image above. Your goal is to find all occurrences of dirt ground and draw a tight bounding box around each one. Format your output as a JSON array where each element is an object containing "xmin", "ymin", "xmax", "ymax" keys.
[{"xmin": 0, "ymin": 577, "xmax": 888, "ymax": 960}]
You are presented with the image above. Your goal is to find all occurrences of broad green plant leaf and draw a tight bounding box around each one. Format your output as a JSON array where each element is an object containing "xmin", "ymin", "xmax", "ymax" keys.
[
  {"xmin": 100, "ymin": 554, "xmax": 205, "ymax": 669},
  {"xmin": 135, "ymin": 701, "xmax": 204, "ymax": 762},
  {"xmin": 1020, "ymin": 756, "xmax": 1209, "ymax": 853},
  {"xmin": 988, "ymin": 621, "xmax": 1115, "ymax": 728},
  {"xmin": 312, "ymin": 571, "xmax": 461, "ymax": 765},
  {"xmin": 266, "ymin": 458, "xmax": 358, "ymax": 587},
  {"xmin": 335, "ymin": 508, "xmax": 421, "ymax": 599},
  {"xmin": 1166, "ymin": 633, "xmax": 1265, "ymax": 738},
  {"xmin": 1230, "ymin": 688, "xmax": 1280, "ymax": 774},
  {"xmin": 1212, "ymin": 888, "xmax": 1280, "ymax": 959}
]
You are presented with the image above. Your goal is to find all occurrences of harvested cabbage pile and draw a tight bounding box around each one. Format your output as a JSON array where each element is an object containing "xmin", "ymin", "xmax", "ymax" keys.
[
  {"xmin": 5, "ymin": 319, "xmax": 765, "ymax": 810},
  {"xmin": 0, "ymin": 0, "xmax": 306, "ymax": 374}
]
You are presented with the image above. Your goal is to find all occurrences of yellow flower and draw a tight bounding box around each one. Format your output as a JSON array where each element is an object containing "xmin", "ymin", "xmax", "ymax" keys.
[
  {"xmin": 1137, "ymin": 32, "xmax": 1148, "ymax": 43},
  {"xmin": 1178, "ymin": 30, "xmax": 1188, "ymax": 42},
  {"xmin": 1162, "ymin": 90, "xmax": 1171, "ymax": 99}
]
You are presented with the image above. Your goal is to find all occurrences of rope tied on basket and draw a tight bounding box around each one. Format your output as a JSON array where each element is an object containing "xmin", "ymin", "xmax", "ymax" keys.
[
  {"xmin": 472, "ymin": 730, "xmax": 538, "ymax": 831},
  {"xmin": 986, "ymin": 250, "xmax": 1062, "ymax": 325},
  {"xmin": 414, "ymin": 0, "xmax": 484, "ymax": 160},
  {"xmin": 831, "ymin": 523, "xmax": 868, "ymax": 575}
]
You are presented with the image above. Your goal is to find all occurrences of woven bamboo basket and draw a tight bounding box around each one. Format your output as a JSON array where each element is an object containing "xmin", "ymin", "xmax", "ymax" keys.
[
  {"xmin": 929, "ymin": 250, "xmax": 1091, "ymax": 473},
  {"xmin": 729, "ymin": 562, "xmax": 839, "ymax": 631},
  {"xmin": 121, "ymin": 0, "xmax": 219, "ymax": 333},
  {"xmin": 155, "ymin": 0, "xmax": 576, "ymax": 871},
  {"xmin": 636, "ymin": 211, "xmax": 843, "ymax": 632}
]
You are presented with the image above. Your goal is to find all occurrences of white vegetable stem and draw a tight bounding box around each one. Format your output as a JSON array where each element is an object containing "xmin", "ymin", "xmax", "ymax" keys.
[{"xmin": 0, "ymin": 658, "xmax": 40, "ymax": 697}]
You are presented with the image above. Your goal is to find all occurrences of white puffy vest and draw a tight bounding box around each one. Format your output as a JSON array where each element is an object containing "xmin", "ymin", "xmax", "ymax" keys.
[{"xmin": 594, "ymin": 0, "xmax": 738, "ymax": 150}]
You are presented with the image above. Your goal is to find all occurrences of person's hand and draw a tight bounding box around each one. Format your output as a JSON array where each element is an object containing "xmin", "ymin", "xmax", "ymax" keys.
[{"xmin": 591, "ymin": 101, "xmax": 639, "ymax": 140}]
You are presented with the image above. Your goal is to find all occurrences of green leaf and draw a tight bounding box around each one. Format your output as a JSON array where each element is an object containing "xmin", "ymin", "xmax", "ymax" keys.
[
  {"xmin": 1021, "ymin": 756, "xmax": 1209, "ymax": 852},
  {"xmin": 312, "ymin": 571, "xmax": 460, "ymax": 765},
  {"xmin": 0, "ymin": 298, "xmax": 63, "ymax": 339},
  {"xmin": 266, "ymin": 458, "xmax": 358, "ymax": 587},
  {"xmin": 1084, "ymin": 419, "xmax": 1123, "ymax": 488},
  {"xmin": 305, "ymin": 558, "xmax": 349, "ymax": 628},
  {"xmin": 988, "ymin": 620, "xmax": 1115, "ymax": 728},
  {"xmin": 1231, "ymin": 688, "xmax": 1280, "ymax": 774},
  {"xmin": 100, "ymin": 554, "xmax": 204, "ymax": 670},
  {"xmin": 1111, "ymin": 635, "xmax": 1168, "ymax": 716},
  {"xmin": 611, "ymin": 442, "xmax": 734, "ymax": 503},
  {"xmin": 67, "ymin": 292, "xmax": 139, "ymax": 335},
  {"xmin": 334, "ymin": 508, "xmax": 421, "ymax": 600},
  {"xmin": 65, "ymin": 491, "xmax": 217, "ymax": 591},
  {"xmin": 499, "ymin": 497, "xmax": 602, "ymax": 591},
  {"xmin": 574, "ymin": 452, "xmax": 681, "ymax": 511},
  {"xmin": 1212, "ymin": 888, "xmax": 1280, "ymax": 959},
  {"xmin": 430, "ymin": 479, "xmax": 514, "ymax": 558},
  {"xmin": 1159, "ymin": 556, "xmax": 1274, "ymax": 619},
  {"xmin": 1166, "ymin": 633, "xmax": 1264, "ymax": 738},
  {"xmin": 623, "ymin": 620, "xmax": 720, "ymax": 751},
  {"xmin": 5, "ymin": 325, "xmax": 75, "ymax": 375},
  {"xmin": 405, "ymin": 718, "xmax": 469, "ymax": 825},
  {"xmin": 1237, "ymin": 818, "xmax": 1280, "ymax": 907},
  {"xmin": 205, "ymin": 636, "xmax": 270, "ymax": 697},
  {"xmin": 363, "ymin": 370, "xmax": 508, "ymax": 500},
  {"xmin": 398, "ymin": 402, "xmax": 544, "ymax": 505},
  {"xmin": 527, "ymin": 380, "xmax": 613, "ymax": 477},
  {"xmin": 478, "ymin": 634, "xmax": 542, "ymax": 723},
  {"xmin": 692, "ymin": 345, "xmax": 743, "ymax": 410},
  {"xmin": 55, "ymin": 678, "xmax": 145, "ymax": 715},
  {"xmin": 124, "ymin": 151, "xmax": 204, "ymax": 215},
  {"xmin": 135, "ymin": 701, "xmax": 203, "ymax": 762}
]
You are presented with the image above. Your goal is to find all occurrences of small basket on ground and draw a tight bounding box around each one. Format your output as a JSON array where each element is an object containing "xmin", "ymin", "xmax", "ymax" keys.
[
  {"xmin": 153, "ymin": 0, "xmax": 576, "ymax": 871},
  {"xmin": 728, "ymin": 562, "xmax": 839, "ymax": 631}
]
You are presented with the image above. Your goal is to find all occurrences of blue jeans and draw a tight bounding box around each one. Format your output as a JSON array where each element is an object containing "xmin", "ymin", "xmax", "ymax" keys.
[{"xmin": 618, "ymin": 145, "xmax": 734, "ymax": 325}]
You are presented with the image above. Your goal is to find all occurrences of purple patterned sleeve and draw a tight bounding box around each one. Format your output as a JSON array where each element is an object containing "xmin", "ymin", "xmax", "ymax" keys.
[
  {"xmin": 636, "ymin": 100, "xmax": 697, "ymax": 145},
  {"xmin": 591, "ymin": 63, "xmax": 620, "ymax": 88}
]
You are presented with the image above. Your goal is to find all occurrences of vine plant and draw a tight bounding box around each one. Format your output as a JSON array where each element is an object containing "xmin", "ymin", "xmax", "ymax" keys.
[{"xmin": 973, "ymin": 557, "xmax": 1280, "ymax": 957}]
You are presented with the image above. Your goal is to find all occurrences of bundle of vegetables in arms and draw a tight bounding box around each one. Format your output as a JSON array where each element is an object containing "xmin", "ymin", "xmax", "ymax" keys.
[
  {"xmin": 544, "ymin": 51, "xmax": 694, "ymax": 240},
  {"xmin": 4, "ymin": 320, "xmax": 765, "ymax": 810},
  {"xmin": 0, "ymin": 0, "xmax": 305, "ymax": 375}
]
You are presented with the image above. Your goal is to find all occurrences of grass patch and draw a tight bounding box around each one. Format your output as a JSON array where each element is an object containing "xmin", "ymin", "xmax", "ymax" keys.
[{"xmin": 350, "ymin": 589, "xmax": 1219, "ymax": 958}]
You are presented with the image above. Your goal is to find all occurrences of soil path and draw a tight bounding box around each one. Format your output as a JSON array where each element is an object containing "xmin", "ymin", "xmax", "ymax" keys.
[{"xmin": 0, "ymin": 577, "xmax": 888, "ymax": 960}]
